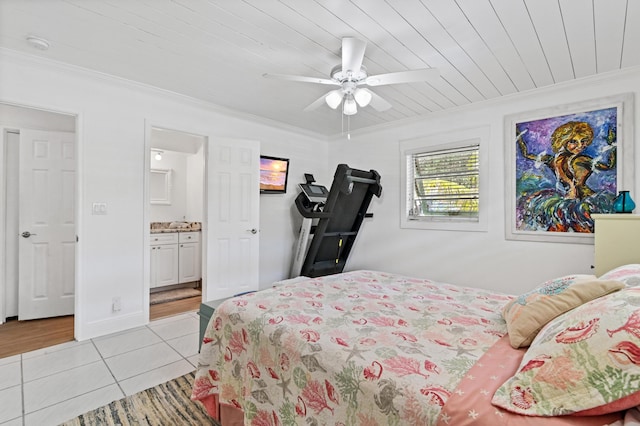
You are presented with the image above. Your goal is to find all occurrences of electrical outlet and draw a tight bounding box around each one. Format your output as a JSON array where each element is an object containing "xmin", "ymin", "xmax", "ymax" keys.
[{"xmin": 112, "ymin": 296, "xmax": 121, "ymax": 312}]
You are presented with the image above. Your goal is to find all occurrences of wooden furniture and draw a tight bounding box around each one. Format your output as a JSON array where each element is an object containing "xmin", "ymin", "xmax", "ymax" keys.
[
  {"xmin": 593, "ymin": 214, "xmax": 640, "ymax": 276},
  {"xmin": 150, "ymin": 231, "xmax": 201, "ymax": 288}
]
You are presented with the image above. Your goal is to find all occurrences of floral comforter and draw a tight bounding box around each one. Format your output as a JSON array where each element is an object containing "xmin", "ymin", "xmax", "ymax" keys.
[{"xmin": 191, "ymin": 270, "xmax": 513, "ymax": 425}]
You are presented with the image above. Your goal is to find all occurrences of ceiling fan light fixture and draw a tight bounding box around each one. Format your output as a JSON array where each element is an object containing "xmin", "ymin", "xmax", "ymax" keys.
[
  {"xmin": 343, "ymin": 96, "xmax": 357, "ymax": 116},
  {"xmin": 354, "ymin": 88, "xmax": 372, "ymax": 107},
  {"xmin": 325, "ymin": 90, "xmax": 343, "ymax": 109}
]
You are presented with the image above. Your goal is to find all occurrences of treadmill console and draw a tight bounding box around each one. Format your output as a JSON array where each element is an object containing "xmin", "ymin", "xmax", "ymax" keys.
[{"xmin": 299, "ymin": 183, "xmax": 330, "ymax": 204}]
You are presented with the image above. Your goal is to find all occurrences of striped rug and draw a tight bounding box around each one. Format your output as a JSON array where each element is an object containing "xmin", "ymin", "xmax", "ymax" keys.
[{"xmin": 61, "ymin": 372, "xmax": 220, "ymax": 426}]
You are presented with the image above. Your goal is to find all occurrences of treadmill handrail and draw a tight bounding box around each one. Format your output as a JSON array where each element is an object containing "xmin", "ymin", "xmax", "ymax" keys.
[{"xmin": 294, "ymin": 193, "xmax": 332, "ymax": 219}]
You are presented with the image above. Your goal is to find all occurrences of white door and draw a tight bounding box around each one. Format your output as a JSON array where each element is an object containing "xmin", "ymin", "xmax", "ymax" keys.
[
  {"xmin": 207, "ymin": 139, "xmax": 260, "ymax": 299},
  {"xmin": 18, "ymin": 129, "xmax": 76, "ymax": 320}
]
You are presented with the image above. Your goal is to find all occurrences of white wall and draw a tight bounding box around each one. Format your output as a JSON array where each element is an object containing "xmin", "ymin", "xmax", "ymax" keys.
[
  {"xmin": 258, "ymin": 141, "xmax": 331, "ymax": 287},
  {"xmin": 0, "ymin": 49, "xmax": 329, "ymax": 339},
  {"xmin": 330, "ymin": 66, "xmax": 640, "ymax": 295},
  {"xmin": 3, "ymin": 131, "xmax": 19, "ymax": 318}
]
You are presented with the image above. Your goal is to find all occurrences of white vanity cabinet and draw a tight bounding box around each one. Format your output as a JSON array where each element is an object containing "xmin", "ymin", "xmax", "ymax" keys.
[
  {"xmin": 150, "ymin": 231, "xmax": 201, "ymax": 288},
  {"xmin": 150, "ymin": 233, "xmax": 179, "ymax": 288},
  {"xmin": 178, "ymin": 232, "xmax": 201, "ymax": 283},
  {"xmin": 593, "ymin": 214, "xmax": 640, "ymax": 276}
]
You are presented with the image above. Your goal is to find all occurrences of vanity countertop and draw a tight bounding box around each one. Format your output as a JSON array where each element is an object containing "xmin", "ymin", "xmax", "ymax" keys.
[
  {"xmin": 150, "ymin": 228, "xmax": 201, "ymax": 234},
  {"xmin": 150, "ymin": 221, "xmax": 201, "ymax": 234}
]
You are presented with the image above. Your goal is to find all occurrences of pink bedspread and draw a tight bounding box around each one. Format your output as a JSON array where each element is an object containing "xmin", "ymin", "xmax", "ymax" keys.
[{"xmin": 192, "ymin": 270, "xmax": 513, "ymax": 425}]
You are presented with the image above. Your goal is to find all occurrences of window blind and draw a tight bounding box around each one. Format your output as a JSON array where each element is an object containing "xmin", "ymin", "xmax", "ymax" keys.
[{"xmin": 409, "ymin": 144, "xmax": 479, "ymax": 219}]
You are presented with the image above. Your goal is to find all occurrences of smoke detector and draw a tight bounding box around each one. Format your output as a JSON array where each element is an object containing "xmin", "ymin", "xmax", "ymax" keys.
[{"xmin": 26, "ymin": 35, "xmax": 50, "ymax": 51}]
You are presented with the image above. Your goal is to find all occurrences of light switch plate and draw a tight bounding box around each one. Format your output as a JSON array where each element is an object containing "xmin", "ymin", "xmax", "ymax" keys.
[{"xmin": 92, "ymin": 202, "xmax": 107, "ymax": 215}]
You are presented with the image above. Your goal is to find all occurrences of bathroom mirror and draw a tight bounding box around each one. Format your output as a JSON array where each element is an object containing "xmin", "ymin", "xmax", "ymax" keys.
[{"xmin": 150, "ymin": 168, "xmax": 172, "ymax": 205}]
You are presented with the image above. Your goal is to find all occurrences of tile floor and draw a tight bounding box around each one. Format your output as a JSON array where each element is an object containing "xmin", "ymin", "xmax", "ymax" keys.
[{"xmin": 0, "ymin": 311, "xmax": 200, "ymax": 426}]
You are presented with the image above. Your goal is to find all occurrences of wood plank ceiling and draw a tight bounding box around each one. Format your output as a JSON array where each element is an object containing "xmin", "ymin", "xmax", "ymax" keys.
[{"xmin": 0, "ymin": 0, "xmax": 638, "ymax": 136}]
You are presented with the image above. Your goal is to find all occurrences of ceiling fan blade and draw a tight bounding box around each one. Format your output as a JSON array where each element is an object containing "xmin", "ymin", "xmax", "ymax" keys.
[
  {"xmin": 367, "ymin": 90, "xmax": 392, "ymax": 112},
  {"xmin": 263, "ymin": 73, "xmax": 338, "ymax": 86},
  {"xmin": 303, "ymin": 90, "xmax": 344, "ymax": 112},
  {"xmin": 365, "ymin": 68, "xmax": 440, "ymax": 86},
  {"xmin": 341, "ymin": 37, "xmax": 367, "ymax": 73}
]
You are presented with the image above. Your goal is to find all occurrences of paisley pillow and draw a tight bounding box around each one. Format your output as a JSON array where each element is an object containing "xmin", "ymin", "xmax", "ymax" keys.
[
  {"xmin": 492, "ymin": 287, "xmax": 640, "ymax": 416},
  {"xmin": 502, "ymin": 275, "xmax": 624, "ymax": 348},
  {"xmin": 600, "ymin": 264, "xmax": 640, "ymax": 287}
]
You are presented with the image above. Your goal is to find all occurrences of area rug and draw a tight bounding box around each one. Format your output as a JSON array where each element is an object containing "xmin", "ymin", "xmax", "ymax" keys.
[
  {"xmin": 150, "ymin": 287, "xmax": 201, "ymax": 305},
  {"xmin": 61, "ymin": 372, "xmax": 220, "ymax": 426}
]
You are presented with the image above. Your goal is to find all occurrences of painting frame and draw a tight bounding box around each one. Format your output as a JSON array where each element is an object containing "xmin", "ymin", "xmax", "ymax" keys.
[{"xmin": 505, "ymin": 93, "xmax": 634, "ymax": 244}]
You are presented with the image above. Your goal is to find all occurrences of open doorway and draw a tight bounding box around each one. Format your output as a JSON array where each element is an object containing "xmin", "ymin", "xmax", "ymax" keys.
[
  {"xmin": 147, "ymin": 126, "xmax": 205, "ymax": 318},
  {"xmin": 0, "ymin": 103, "xmax": 77, "ymax": 357}
]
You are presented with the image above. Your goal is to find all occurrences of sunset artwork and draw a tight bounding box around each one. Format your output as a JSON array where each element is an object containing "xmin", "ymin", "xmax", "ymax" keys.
[{"xmin": 260, "ymin": 156, "xmax": 289, "ymax": 193}]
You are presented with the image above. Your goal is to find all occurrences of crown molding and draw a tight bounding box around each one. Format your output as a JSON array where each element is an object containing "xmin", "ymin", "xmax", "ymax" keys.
[{"xmin": 0, "ymin": 47, "xmax": 328, "ymax": 141}]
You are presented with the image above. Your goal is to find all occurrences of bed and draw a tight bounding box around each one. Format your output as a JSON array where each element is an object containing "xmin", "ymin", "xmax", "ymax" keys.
[{"xmin": 191, "ymin": 268, "xmax": 640, "ymax": 425}]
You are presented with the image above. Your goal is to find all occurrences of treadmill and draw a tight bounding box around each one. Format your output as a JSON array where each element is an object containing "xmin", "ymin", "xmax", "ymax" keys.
[{"xmin": 290, "ymin": 164, "xmax": 382, "ymax": 278}]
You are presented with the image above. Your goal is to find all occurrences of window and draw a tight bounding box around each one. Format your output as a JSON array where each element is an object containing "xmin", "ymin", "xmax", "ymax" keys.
[
  {"xmin": 409, "ymin": 145, "xmax": 479, "ymax": 220},
  {"xmin": 400, "ymin": 127, "xmax": 489, "ymax": 232}
]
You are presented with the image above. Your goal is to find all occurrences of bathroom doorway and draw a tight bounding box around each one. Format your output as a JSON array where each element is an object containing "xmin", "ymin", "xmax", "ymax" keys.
[{"xmin": 147, "ymin": 126, "xmax": 205, "ymax": 315}]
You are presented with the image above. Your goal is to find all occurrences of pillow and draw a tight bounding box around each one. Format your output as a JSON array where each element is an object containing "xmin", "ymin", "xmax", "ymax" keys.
[
  {"xmin": 600, "ymin": 264, "xmax": 640, "ymax": 287},
  {"xmin": 502, "ymin": 274, "xmax": 624, "ymax": 348},
  {"xmin": 492, "ymin": 287, "xmax": 640, "ymax": 416},
  {"xmin": 437, "ymin": 336, "xmax": 624, "ymax": 425}
]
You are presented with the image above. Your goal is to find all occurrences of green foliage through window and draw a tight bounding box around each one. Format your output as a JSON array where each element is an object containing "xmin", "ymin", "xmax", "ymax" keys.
[{"xmin": 409, "ymin": 145, "xmax": 479, "ymax": 219}]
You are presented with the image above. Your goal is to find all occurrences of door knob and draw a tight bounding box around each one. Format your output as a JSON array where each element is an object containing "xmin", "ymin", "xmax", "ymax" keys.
[
  {"xmin": 247, "ymin": 228, "xmax": 258, "ymax": 234},
  {"xmin": 21, "ymin": 231, "xmax": 36, "ymax": 238}
]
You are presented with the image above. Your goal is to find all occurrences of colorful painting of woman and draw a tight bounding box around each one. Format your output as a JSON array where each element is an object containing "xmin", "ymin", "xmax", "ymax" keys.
[{"xmin": 515, "ymin": 107, "xmax": 617, "ymax": 233}]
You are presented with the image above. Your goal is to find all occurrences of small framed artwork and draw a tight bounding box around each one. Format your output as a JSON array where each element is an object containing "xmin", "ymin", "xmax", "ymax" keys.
[
  {"xmin": 505, "ymin": 93, "xmax": 634, "ymax": 244},
  {"xmin": 259, "ymin": 155, "xmax": 290, "ymax": 194}
]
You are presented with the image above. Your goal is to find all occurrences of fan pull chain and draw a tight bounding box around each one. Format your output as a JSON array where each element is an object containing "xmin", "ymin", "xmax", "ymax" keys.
[{"xmin": 341, "ymin": 99, "xmax": 344, "ymax": 136}]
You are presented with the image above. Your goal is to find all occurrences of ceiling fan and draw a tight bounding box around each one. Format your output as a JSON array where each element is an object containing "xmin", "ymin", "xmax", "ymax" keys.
[{"xmin": 263, "ymin": 37, "xmax": 440, "ymax": 116}]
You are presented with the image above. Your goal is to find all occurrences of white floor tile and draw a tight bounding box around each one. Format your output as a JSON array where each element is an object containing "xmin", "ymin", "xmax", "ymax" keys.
[
  {"xmin": 93, "ymin": 327, "xmax": 162, "ymax": 358},
  {"xmin": 24, "ymin": 383, "xmax": 123, "ymax": 426},
  {"xmin": 0, "ymin": 360, "xmax": 21, "ymax": 391},
  {"xmin": 8, "ymin": 309, "xmax": 201, "ymax": 425},
  {"xmin": 0, "ymin": 385, "xmax": 22, "ymax": 424},
  {"xmin": 0, "ymin": 417, "xmax": 23, "ymax": 426},
  {"xmin": 187, "ymin": 354, "xmax": 199, "ymax": 368},
  {"xmin": 23, "ymin": 342, "xmax": 101, "ymax": 383},
  {"xmin": 22, "ymin": 339, "xmax": 84, "ymax": 360},
  {"xmin": 166, "ymin": 332, "xmax": 199, "ymax": 358},
  {"xmin": 105, "ymin": 342, "xmax": 181, "ymax": 381},
  {"xmin": 0, "ymin": 355, "xmax": 20, "ymax": 367},
  {"xmin": 119, "ymin": 359, "xmax": 194, "ymax": 396},
  {"xmin": 149, "ymin": 312, "xmax": 193, "ymax": 326},
  {"xmin": 149, "ymin": 315, "xmax": 199, "ymax": 341},
  {"xmin": 23, "ymin": 360, "xmax": 114, "ymax": 413}
]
